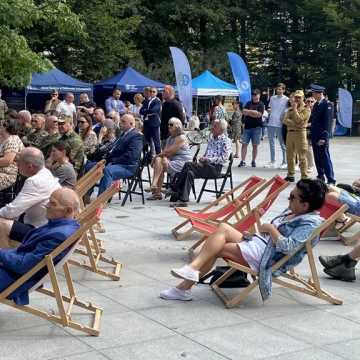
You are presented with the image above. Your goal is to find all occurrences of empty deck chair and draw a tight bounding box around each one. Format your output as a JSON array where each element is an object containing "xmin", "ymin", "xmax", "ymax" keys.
[
  {"xmin": 212, "ymin": 199, "xmax": 348, "ymax": 308},
  {"xmin": 69, "ymin": 182, "xmax": 123, "ymax": 280},
  {"xmin": 171, "ymin": 176, "xmax": 265, "ymax": 240}
]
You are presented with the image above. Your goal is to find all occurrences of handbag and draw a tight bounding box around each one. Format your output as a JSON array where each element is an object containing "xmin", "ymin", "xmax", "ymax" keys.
[{"xmin": 199, "ymin": 266, "xmax": 250, "ymax": 288}]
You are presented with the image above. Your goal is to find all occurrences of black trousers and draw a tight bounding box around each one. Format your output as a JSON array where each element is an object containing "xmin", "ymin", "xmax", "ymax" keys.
[
  {"xmin": 143, "ymin": 125, "xmax": 161, "ymax": 155},
  {"xmin": 171, "ymin": 161, "xmax": 222, "ymax": 202}
]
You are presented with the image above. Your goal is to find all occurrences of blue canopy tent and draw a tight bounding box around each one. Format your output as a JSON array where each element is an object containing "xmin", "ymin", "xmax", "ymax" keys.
[
  {"xmin": 94, "ymin": 67, "xmax": 165, "ymax": 92},
  {"xmin": 25, "ymin": 68, "xmax": 92, "ymax": 110},
  {"xmin": 191, "ymin": 70, "xmax": 239, "ymax": 96}
]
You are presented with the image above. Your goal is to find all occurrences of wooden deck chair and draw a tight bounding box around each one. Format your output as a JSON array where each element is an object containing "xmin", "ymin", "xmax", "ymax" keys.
[
  {"xmin": 0, "ymin": 209, "xmax": 103, "ymax": 336},
  {"xmin": 211, "ymin": 199, "xmax": 349, "ymax": 309},
  {"xmin": 171, "ymin": 176, "xmax": 266, "ymax": 240},
  {"xmin": 188, "ymin": 176, "xmax": 289, "ymax": 254},
  {"xmin": 74, "ymin": 160, "xmax": 106, "ymax": 198},
  {"xmin": 69, "ymin": 182, "xmax": 123, "ymax": 281}
]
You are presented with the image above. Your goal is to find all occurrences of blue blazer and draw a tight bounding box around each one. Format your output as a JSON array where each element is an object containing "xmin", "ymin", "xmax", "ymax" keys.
[
  {"xmin": 0, "ymin": 218, "xmax": 80, "ymax": 305},
  {"xmin": 140, "ymin": 97, "xmax": 161, "ymax": 127},
  {"xmin": 310, "ymin": 99, "xmax": 333, "ymax": 142},
  {"xmin": 107, "ymin": 128, "xmax": 143, "ymax": 170}
]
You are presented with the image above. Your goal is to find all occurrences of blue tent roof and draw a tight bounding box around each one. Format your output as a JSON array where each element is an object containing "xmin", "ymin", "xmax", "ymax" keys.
[
  {"xmin": 192, "ymin": 70, "xmax": 239, "ymax": 96},
  {"xmin": 94, "ymin": 67, "xmax": 165, "ymax": 92},
  {"xmin": 27, "ymin": 68, "xmax": 92, "ymax": 93}
]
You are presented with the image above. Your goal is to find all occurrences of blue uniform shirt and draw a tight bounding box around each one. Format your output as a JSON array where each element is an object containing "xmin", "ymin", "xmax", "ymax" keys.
[{"xmin": 310, "ymin": 98, "xmax": 333, "ymax": 142}]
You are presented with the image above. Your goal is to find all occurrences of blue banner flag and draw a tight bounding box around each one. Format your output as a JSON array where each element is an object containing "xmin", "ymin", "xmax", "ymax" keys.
[
  {"xmin": 227, "ymin": 52, "xmax": 251, "ymax": 105},
  {"xmin": 338, "ymin": 88, "xmax": 353, "ymax": 128},
  {"xmin": 170, "ymin": 47, "xmax": 192, "ymax": 119}
]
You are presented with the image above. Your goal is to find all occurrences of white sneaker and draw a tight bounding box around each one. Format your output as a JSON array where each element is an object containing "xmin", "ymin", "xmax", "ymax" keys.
[
  {"xmin": 295, "ymin": 164, "xmax": 300, "ymax": 171},
  {"xmin": 308, "ymin": 167, "xmax": 314, "ymax": 173},
  {"xmin": 171, "ymin": 265, "xmax": 199, "ymax": 282},
  {"xmin": 160, "ymin": 287, "xmax": 193, "ymax": 301},
  {"xmin": 278, "ymin": 163, "xmax": 287, "ymax": 170},
  {"xmin": 264, "ymin": 162, "xmax": 276, "ymax": 169}
]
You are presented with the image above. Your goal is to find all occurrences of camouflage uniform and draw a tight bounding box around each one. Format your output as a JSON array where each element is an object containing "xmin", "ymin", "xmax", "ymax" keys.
[
  {"xmin": 17, "ymin": 126, "xmax": 32, "ymax": 139},
  {"xmin": 60, "ymin": 130, "xmax": 85, "ymax": 173},
  {"xmin": 22, "ymin": 129, "xmax": 48, "ymax": 148},
  {"xmin": 40, "ymin": 132, "xmax": 61, "ymax": 157},
  {"xmin": 0, "ymin": 99, "xmax": 8, "ymax": 125}
]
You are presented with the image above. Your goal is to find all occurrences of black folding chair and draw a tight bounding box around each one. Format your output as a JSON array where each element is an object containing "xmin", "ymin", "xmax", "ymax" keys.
[
  {"xmin": 118, "ymin": 147, "xmax": 149, "ymax": 206},
  {"xmin": 0, "ymin": 174, "xmax": 26, "ymax": 208},
  {"xmin": 196, "ymin": 153, "xmax": 234, "ymax": 203}
]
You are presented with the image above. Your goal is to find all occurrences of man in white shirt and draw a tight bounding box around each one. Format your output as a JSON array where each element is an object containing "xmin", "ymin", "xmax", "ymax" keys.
[
  {"xmin": 0, "ymin": 147, "xmax": 60, "ymax": 247},
  {"xmin": 265, "ymin": 83, "xmax": 288, "ymax": 169},
  {"xmin": 56, "ymin": 92, "xmax": 76, "ymax": 123}
]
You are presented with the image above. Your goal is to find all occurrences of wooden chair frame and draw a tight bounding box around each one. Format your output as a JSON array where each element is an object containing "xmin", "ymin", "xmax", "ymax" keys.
[
  {"xmin": 188, "ymin": 176, "xmax": 289, "ymax": 255},
  {"xmin": 70, "ymin": 182, "xmax": 123, "ymax": 281},
  {"xmin": 0, "ymin": 210, "xmax": 103, "ymax": 336},
  {"xmin": 211, "ymin": 203, "xmax": 349, "ymax": 309},
  {"xmin": 171, "ymin": 176, "xmax": 266, "ymax": 241}
]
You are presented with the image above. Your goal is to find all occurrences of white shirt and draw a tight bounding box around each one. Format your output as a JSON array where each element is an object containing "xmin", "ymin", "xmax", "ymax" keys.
[
  {"xmin": 56, "ymin": 101, "xmax": 76, "ymax": 118},
  {"xmin": 0, "ymin": 167, "xmax": 61, "ymax": 227},
  {"xmin": 268, "ymin": 95, "xmax": 289, "ymax": 127}
]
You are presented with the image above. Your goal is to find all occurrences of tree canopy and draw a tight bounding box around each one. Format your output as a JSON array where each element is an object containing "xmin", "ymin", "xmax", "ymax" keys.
[{"xmin": 1, "ymin": 0, "xmax": 360, "ymax": 97}]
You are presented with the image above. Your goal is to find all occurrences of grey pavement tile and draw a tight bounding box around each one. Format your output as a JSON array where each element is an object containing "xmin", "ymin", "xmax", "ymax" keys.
[
  {"xmin": 259, "ymin": 310, "xmax": 360, "ymax": 346},
  {"xmin": 187, "ymin": 322, "xmax": 311, "ymax": 359},
  {"xmin": 323, "ymin": 302, "xmax": 360, "ymax": 325},
  {"xmin": 324, "ymin": 338, "xmax": 360, "ymax": 360},
  {"xmin": 102, "ymin": 335, "xmax": 227, "ymax": 360},
  {"xmin": 263, "ymin": 348, "xmax": 345, "ymax": 360},
  {"xmin": 66, "ymin": 311, "xmax": 175, "ymax": 350},
  {"xmin": 139, "ymin": 300, "xmax": 248, "ymax": 334},
  {"xmin": 48, "ymin": 351, "xmax": 109, "ymax": 360},
  {"xmin": 0, "ymin": 325, "xmax": 92, "ymax": 360}
]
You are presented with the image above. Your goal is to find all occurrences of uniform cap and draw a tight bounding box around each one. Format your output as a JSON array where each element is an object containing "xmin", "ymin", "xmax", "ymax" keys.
[
  {"xmin": 310, "ymin": 84, "xmax": 326, "ymax": 93},
  {"xmin": 294, "ymin": 90, "xmax": 304, "ymax": 97}
]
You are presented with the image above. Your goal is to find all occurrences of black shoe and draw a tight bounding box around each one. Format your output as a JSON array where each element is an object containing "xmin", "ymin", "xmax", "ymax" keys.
[
  {"xmin": 238, "ymin": 161, "xmax": 246, "ymax": 167},
  {"xmin": 251, "ymin": 161, "xmax": 256, "ymax": 168},
  {"xmin": 319, "ymin": 255, "xmax": 344, "ymax": 269},
  {"xmin": 324, "ymin": 263, "xmax": 356, "ymax": 282},
  {"xmin": 317, "ymin": 175, "xmax": 326, "ymax": 183},
  {"xmin": 284, "ymin": 176, "xmax": 295, "ymax": 182}
]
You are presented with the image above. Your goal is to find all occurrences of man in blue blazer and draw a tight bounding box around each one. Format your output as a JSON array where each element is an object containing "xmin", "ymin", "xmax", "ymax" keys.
[
  {"xmin": 0, "ymin": 188, "xmax": 80, "ymax": 305},
  {"xmin": 140, "ymin": 87, "xmax": 162, "ymax": 156},
  {"xmin": 309, "ymin": 84, "xmax": 336, "ymax": 185},
  {"xmin": 98, "ymin": 114, "xmax": 143, "ymax": 195}
]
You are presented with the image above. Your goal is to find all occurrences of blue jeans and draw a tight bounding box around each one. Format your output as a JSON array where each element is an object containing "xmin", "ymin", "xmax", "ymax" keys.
[
  {"xmin": 267, "ymin": 126, "xmax": 286, "ymax": 163},
  {"xmin": 98, "ymin": 163, "xmax": 135, "ymax": 195}
]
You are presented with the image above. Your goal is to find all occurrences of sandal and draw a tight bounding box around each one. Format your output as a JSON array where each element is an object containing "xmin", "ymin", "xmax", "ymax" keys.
[{"xmin": 335, "ymin": 216, "xmax": 350, "ymax": 231}]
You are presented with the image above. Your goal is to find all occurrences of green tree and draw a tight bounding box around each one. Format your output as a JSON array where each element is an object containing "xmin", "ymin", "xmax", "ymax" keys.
[{"xmin": 0, "ymin": 0, "xmax": 84, "ymax": 87}]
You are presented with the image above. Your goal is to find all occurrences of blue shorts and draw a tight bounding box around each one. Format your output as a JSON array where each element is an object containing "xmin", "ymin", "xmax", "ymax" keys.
[
  {"xmin": 338, "ymin": 190, "xmax": 360, "ymax": 216},
  {"xmin": 241, "ymin": 127, "xmax": 262, "ymax": 145}
]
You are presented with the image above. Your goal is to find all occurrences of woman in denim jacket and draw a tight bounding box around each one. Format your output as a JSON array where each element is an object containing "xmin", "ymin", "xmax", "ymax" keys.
[{"xmin": 161, "ymin": 179, "xmax": 326, "ymax": 301}]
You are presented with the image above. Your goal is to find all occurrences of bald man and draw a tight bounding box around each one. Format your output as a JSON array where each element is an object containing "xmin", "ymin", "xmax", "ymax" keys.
[
  {"xmin": 0, "ymin": 188, "xmax": 80, "ymax": 305},
  {"xmin": 0, "ymin": 147, "xmax": 60, "ymax": 247}
]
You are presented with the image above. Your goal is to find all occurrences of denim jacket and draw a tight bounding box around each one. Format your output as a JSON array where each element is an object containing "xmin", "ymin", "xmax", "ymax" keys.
[{"xmin": 258, "ymin": 210, "xmax": 324, "ymax": 301}]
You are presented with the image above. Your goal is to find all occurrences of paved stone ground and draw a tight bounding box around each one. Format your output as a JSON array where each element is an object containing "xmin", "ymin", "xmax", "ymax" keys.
[{"xmin": 1, "ymin": 137, "xmax": 360, "ymax": 360}]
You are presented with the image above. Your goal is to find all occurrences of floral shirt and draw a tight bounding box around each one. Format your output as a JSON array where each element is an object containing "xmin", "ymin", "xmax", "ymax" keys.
[
  {"xmin": 0, "ymin": 135, "xmax": 24, "ymax": 176},
  {"xmin": 204, "ymin": 133, "xmax": 231, "ymax": 165}
]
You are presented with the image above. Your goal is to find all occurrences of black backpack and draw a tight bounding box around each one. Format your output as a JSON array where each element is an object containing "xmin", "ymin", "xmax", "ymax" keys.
[{"xmin": 199, "ymin": 266, "xmax": 250, "ymax": 288}]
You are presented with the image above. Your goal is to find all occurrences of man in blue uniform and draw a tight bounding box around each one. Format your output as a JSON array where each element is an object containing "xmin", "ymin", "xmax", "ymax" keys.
[{"xmin": 309, "ymin": 84, "xmax": 336, "ymax": 185}]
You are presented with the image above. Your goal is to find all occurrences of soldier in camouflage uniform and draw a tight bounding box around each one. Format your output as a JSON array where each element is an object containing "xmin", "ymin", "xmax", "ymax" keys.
[
  {"xmin": 40, "ymin": 115, "xmax": 61, "ymax": 156},
  {"xmin": 0, "ymin": 89, "xmax": 8, "ymax": 125},
  {"xmin": 58, "ymin": 116, "xmax": 84, "ymax": 174},
  {"xmin": 17, "ymin": 110, "xmax": 33, "ymax": 138},
  {"xmin": 22, "ymin": 113, "xmax": 48, "ymax": 148}
]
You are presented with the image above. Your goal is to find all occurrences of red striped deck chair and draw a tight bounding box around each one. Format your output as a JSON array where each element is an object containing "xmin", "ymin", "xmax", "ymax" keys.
[
  {"xmin": 188, "ymin": 176, "xmax": 289, "ymax": 255},
  {"xmin": 212, "ymin": 199, "xmax": 349, "ymax": 308},
  {"xmin": 171, "ymin": 176, "xmax": 265, "ymax": 240}
]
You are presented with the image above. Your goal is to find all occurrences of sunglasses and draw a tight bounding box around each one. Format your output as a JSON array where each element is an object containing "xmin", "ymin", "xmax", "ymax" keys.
[
  {"xmin": 306, "ymin": 100, "xmax": 315, "ymax": 103},
  {"xmin": 150, "ymin": 90, "xmax": 157, "ymax": 93},
  {"xmin": 78, "ymin": 121, "xmax": 87, "ymax": 124},
  {"xmin": 251, "ymin": 93, "xmax": 258, "ymax": 96},
  {"xmin": 168, "ymin": 123, "xmax": 174, "ymax": 127}
]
